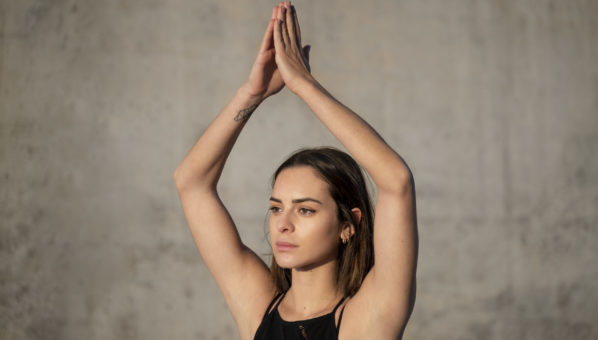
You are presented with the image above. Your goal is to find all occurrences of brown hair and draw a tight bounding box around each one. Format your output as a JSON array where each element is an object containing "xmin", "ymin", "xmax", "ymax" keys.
[{"xmin": 269, "ymin": 147, "xmax": 375, "ymax": 297}]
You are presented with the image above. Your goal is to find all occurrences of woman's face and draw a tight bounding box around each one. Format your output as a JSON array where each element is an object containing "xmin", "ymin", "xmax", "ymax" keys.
[{"xmin": 269, "ymin": 166, "xmax": 342, "ymax": 270}]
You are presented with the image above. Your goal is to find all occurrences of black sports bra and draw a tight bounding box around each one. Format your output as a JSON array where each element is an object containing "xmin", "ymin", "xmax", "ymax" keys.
[{"xmin": 253, "ymin": 291, "xmax": 347, "ymax": 340}]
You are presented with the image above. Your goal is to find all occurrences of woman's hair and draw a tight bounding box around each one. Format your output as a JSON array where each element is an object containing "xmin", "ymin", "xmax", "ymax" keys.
[{"xmin": 269, "ymin": 147, "xmax": 375, "ymax": 297}]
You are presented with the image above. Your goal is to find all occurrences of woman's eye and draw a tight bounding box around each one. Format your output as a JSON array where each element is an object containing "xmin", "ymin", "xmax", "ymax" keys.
[
  {"xmin": 299, "ymin": 208, "xmax": 315, "ymax": 216},
  {"xmin": 269, "ymin": 206, "xmax": 282, "ymax": 213}
]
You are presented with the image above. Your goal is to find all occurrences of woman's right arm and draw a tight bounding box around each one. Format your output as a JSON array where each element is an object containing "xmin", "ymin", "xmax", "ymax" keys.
[
  {"xmin": 174, "ymin": 86, "xmax": 275, "ymax": 333},
  {"xmin": 174, "ymin": 6, "xmax": 284, "ymax": 338}
]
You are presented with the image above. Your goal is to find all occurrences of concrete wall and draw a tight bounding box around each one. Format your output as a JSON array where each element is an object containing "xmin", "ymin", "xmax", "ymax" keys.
[{"xmin": 2, "ymin": 0, "xmax": 597, "ymax": 339}]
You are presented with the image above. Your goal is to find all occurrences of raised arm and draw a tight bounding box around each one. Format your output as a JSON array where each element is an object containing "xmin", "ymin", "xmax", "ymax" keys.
[
  {"xmin": 174, "ymin": 6, "xmax": 287, "ymax": 339},
  {"xmin": 273, "ymin": 2, "xmax": 417, "ymax": 335}
]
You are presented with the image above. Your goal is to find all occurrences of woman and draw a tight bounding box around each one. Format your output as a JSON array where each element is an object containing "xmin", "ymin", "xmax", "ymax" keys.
[{"xmin": 174, "ymin": 2, "xmax": 418, "ymax": 339}]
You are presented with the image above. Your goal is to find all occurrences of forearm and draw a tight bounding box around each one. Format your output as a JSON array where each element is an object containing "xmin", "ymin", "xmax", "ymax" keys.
[
  {"xmin": 174, "ymin": 85, "xmax": 262, "ymax": 191},
  {"xmin": 295, "ymin": 79, "xmax": 411, "ymax": 193}
]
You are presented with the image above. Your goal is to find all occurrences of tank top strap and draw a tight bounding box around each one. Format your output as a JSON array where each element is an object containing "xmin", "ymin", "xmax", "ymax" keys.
[
  {"xmin": 333, "ymin": 296, "xmax": 347, "ymax": 332},
  {"xmin": 331, "ymin": 296, "xmax": 347, "ymax": 314},
  {"xmin": 266, "ymin": 292, "xmax": 287, "ymax": 315},
  {"xmin": 263, "ymin": 291, "xmax": 286, "ymax": 318}
]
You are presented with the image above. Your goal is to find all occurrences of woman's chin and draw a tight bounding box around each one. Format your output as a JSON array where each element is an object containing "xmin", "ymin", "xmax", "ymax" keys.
[
  {"xmin": 274, "ymin": 251, "xmax": 337, "ymax": 271},
  {"xmin": 273, "ymin": 253, "xmax": 297, "ymax": 269}
]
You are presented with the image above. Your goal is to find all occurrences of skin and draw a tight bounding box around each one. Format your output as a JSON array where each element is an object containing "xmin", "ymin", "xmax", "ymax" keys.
[
  {"xmin": 175, "ymin": 2, "xmax": 417, "ymax": 339},
  {"xmin": 269, "ymin": 166, "xmax": 343, "ymax": 272},
  {"xmin": 269, "ymin": 166, "xmax": 360, "ymax": 322}
]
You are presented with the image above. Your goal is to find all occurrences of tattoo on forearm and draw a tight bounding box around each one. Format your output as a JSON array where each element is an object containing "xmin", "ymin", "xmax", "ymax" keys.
[{"xmin": 234, "ymin": 104, "xmax": 258, "ymax": 122}]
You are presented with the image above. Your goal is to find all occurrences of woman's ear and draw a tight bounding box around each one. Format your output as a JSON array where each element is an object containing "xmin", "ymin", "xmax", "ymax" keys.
[
  {"xmin": 340, "ymin": 208, "xmax": 361, "ymax": 240},
  {"xmin": 340, "ymin": 224, "xmax": 354, "ymax": 243},
  {"xmin": 351, "ymin": 207, "xmax": 362, "ymax": 226}
]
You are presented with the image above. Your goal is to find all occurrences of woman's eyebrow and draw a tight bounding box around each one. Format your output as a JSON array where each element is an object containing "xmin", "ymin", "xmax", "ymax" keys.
[{"xmin": 269, "ymin": 197, "xmax": 323, "ymax": 205}]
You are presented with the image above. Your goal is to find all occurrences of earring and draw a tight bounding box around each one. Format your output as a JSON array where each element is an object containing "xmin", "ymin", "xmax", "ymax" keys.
[{"xmin": 342, "ymin": 238, "xmax": 347, "ymax": 244}]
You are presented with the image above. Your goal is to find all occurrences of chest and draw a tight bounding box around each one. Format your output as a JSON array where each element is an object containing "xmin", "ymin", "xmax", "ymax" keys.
[{"xmin": 254, "ymin": 310, "xmax": 339, "ymax": 340}]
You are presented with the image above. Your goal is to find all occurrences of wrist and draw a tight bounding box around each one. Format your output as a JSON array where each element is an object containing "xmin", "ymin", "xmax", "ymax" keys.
[
  {"xmin": 292, "ymin": 76, "xmax": 325, "ymax": 99},
  {"xmin": 237, "ymin": 84, "xmax": 266, "ymax": 105}
]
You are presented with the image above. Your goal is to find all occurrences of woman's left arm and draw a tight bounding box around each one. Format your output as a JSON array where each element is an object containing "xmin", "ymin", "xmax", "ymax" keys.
[{"xmin": 274, "ymin": 2, "xmax": 417, "ymax": 329}]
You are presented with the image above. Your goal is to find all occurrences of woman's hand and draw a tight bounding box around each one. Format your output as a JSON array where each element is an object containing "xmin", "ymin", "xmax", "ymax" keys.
[
  {"xmin": 242, "ymin": 6, "xmax": 286, "ymax": 101},
  {"xmin": 273, "ymin": 2, "xmax": 313, "ymax": 95}
]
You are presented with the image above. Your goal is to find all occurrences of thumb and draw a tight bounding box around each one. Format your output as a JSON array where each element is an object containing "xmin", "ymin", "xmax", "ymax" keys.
[
  {"xmin": 303, "ymin": 45, "xmax": 311, "ymax": 71},
  {"xmin": 303, "ymin": 45, "xmax": 311, "ymax": 62}
]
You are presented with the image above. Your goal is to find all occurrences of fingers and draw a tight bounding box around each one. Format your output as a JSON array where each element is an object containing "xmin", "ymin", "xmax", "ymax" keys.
[
  {"xmin": 259, "ymin": 18, "xmax": 275, "ymax": 53},
  {"xmin": 285, "ymin": 3, "xmax": 297, "ymax": 49},
  {"xmin": 278, "ymin": 5, "xmax": 290, "ymax": 48},
  {"xmin": 274, "ymin": 2, "xmax": 305, "ymax": 57},
  {"xmin": 292, "ymin": 6, "xmax": 302, "ymax": 48},
  {"xmin": 273, "ymin": 6, "xmax": 285, "ymax": 51},
  {"xmin": 258, "ymin": 6, "xmax": 280, "ymax": 54},
  {"xmin": 281, "ymin": 2, "xmax": 301, "ymax": 51}
]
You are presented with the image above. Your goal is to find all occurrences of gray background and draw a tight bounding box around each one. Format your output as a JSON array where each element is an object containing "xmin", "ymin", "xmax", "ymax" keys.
[{"xmin": 2, "ymin": 0, "xmax": 597, "ymax": 339}]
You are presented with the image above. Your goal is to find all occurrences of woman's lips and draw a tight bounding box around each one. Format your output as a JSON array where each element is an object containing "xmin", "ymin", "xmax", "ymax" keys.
[{"xmin": 276, "ymin": 241, "xmax": 298, "ymax": 251}]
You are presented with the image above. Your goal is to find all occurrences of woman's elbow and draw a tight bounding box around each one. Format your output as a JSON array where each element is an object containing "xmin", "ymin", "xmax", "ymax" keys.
[
  {"xmin": 173, "ymin": 166, "xmax": 199, "ymax": 192},
  {"xmin": 379, "ymin": 165, "xmax": 413, "ymax": 195},
  {"xmin": 392, "ymin": 171, "xmax": 414, "ymax": 196},
  {"xmin": 174, "ymin": 166, "xmax": 216, "ymax": 193},
  {"xmin": 173, "ymin": 166, "xmax": 187, "ymax": 189}
]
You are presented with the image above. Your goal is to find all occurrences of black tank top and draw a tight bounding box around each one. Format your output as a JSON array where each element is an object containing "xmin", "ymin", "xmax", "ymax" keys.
[{"xmin": 253, "ymin": 292, "xmax": 347, "ymax": 340}]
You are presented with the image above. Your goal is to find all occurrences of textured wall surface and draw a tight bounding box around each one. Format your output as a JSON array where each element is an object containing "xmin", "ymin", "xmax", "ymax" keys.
[{"xmin": 1, "ymin": 0, "xmax": 597, "ymax": 339}]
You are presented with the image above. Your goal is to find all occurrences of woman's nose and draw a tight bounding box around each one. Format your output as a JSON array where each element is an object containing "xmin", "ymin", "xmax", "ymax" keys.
[{"xmin": 276, "ymin": 212, "xmax": 294, "ymax": 233}]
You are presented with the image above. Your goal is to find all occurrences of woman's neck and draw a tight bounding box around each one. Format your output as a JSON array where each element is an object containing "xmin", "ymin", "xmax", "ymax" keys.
[{"xmin": 283, "ymin": 259, "xmax": 344, "ymax": 319}]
